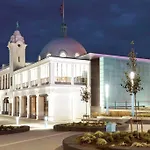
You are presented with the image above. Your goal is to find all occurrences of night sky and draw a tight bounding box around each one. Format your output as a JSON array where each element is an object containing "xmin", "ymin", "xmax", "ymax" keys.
[{"xmin": 0, "ymin": 0, "xmax": 150, "ymax": 65}]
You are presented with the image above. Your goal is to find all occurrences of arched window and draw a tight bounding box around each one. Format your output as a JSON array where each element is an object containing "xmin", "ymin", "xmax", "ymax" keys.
[{"xmin": 60, "ymin": 50, "xmax": 67, "ymax": 57}]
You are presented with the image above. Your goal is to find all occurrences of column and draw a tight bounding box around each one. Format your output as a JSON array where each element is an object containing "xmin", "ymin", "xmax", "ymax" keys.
[
  {"xmin": 47, "ymin": 94, "xmax": 54, "ymax": 121},
  {"xmin": 38, "ymin": 66, "xmax": 41, "ymax": 86},
  {"xmin": 49, "ymin": 62, "xmax": 55, "ymax": 85},
  {"xmin": 71, "ymin": 63, "xmax": 74, "ymax": 85},
  {"xmin": 28, "ymin": 70, "xmax": 31, "ymax": 88},
  {"xmin": 27, "ymin": 95, "xmax": 30, "ymax": 118},
  {"xmin": 36, "ymin": 95, "xmax": 39, "ymax": 120},
  {"xmin": 11, "ymin": 97, "xmax": 15, "ymax": 116}
]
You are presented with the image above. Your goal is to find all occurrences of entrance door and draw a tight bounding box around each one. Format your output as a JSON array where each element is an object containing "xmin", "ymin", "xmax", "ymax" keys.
[{"xmin": 30, "ymin": 96, "xmax": 36, "ymax": 119}]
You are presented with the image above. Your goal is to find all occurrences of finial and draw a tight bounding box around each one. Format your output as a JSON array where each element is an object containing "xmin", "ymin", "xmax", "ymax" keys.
[{"xmin": 16, "ymin": 21, "xmax": 19, "ymax": 30}]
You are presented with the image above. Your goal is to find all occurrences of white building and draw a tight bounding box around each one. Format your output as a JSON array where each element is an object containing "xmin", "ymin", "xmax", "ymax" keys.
[{"xmin": 0, "ymin": 28, "xmax": 91, "ymax": 122}]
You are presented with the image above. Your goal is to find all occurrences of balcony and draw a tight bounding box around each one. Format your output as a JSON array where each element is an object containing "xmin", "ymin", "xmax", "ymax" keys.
[
  {"xmin": 22, "ymin": 82, "xmax": 28, "ymax": 88},
  {"xmin": 74, "ymin": 77, "xmax": 87, "ymax": 85},
  {"xmin": 41, "ymin": 77, "xmax": 49, "ymax": 85},
  {"xmin": 30, "ymin": 80, "xmax": 38, "ymax": 87},
  {"xmin": 16, "ymin": 84, "xmax": 21, "ymax": 90},
  {"xmin": 55, "ymin": 77, "xmax": 71, "ymax": 84}
]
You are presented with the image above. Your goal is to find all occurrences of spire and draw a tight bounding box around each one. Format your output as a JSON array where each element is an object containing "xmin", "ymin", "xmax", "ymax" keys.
[
  {"xmin": 60, "ymin": 0, "xmax": 67, "ymax": 37},
  {"xmin": 16, "ymin": 21, "xmax": 19, "ymax": 30}
]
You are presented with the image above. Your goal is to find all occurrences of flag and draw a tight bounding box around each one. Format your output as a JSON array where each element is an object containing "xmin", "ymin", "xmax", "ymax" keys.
[{"xmin": 60, "ymin": 1, "xmax": 64, "ymax": 17}]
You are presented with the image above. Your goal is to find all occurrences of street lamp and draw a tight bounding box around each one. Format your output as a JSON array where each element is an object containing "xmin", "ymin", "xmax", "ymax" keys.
[
  {"xmin": 105, "ymin": 84, "xmax": 109, "ymax": 115},
  {"xmin": 130, "ymin": 71, "xmax": 135, "ymax": 117}
]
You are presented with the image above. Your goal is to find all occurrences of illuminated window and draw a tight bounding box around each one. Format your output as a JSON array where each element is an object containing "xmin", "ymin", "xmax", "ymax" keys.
[
  {"xmin": 54, "ymin": 62, "xmax": 71, "ymax": 84},
  {"xmin": 75, "ymin": 53, "xmax": 80, "ymax": 57},
  {"xmin": 46, "ymin": 53, "xmax": 51, "ymax": 57},
  {"xmin": 60, "ymin": 51, "xmax": 67, "ymax": 57}
]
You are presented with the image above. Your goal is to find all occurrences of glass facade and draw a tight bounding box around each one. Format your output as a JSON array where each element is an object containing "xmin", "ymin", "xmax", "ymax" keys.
[{"xmin": 100, "ymin": 56, "xmax": 150, "ymax": 108}]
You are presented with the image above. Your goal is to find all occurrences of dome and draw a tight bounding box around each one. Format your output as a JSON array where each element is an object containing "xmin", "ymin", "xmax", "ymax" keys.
[
  {"xmin": 9, "ymin": 30, "xmax": 25, "ymax": 44},
  {"xmin": 40, "ymin": 37, "xmax": 87, "ymax": 59}
]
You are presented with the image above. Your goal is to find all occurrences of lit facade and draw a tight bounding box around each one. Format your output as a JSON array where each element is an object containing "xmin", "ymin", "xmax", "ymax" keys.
[
  {"xmin": 1, "ymin": 28, "xmax": 150, "ymax": 121},
  {"xmin": 0, "ymin": 30, "xmax": 90, "ymax": 122}
]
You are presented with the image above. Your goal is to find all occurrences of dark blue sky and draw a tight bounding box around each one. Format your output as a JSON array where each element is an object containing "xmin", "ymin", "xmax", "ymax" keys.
[{"xmin": 1, "ymin": 0, "xmax": 150, "ymax": 65}]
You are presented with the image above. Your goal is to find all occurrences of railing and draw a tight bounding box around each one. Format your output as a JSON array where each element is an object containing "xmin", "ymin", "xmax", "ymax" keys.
[
  {"xmin": 74, "ymin": 77, "xmax": 87, "ymax": 85},
  {"xmin": 55, "ymin": 77, "xmax": 71, "ymax": 84},
  {"xmin": 22, "ymin": 82, "xmax": 28, "ymax": 88},
  {"xmin": 16, "ymin": 84, "xmax": 21, "ymax": 90},
  {"xmin": 105, "ymin": 101, "xmax": 150, "ymax": 110},
  {"xmin": 30, "ymin": 80, "xmax": 38, "ymax": 87},
  {"xmin": 41, "ymin": 77, "xmax": 49, "ymax": 85}
]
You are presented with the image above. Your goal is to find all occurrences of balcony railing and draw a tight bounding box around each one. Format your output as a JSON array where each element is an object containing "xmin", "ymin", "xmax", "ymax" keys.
[
  {"xmin": 74, "ymin": 77, "xmax": 87, "ymax": 85},
  {"xmin": 41, "ymin": 77, "xmax": 49, "ymax": 85},
  {"xmin": 16, "ymin": 84, "xmax": 21, "ymax": 90},
  {"xmin": 22, "ymin": 82, "xmax": 28, "ymax": 88},
  {"xmin": 30, "ymin": 80, "xmax": 38, "ymax": 87},
  {"xmin": 55, "ymin": 77, "xmax": 71, "ymax": 84}
]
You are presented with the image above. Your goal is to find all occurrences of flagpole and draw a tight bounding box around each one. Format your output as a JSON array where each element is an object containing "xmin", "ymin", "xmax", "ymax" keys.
[{"xmin": 63, "ymin": 0, "xmax": 65, "ymax": 23}]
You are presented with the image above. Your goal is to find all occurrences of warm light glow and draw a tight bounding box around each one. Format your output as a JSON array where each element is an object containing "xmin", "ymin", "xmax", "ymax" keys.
[
  {"xmin": 130, "ymin": 71, "xmax": 135, "ymax": 80},
  {"xmin": 75, "ymin": 53, "xmax": 80, "ymax": 57},
  {"xmin": 46, "ymin": 53, "xmax": 51, "ymax": 57},
  {"xmin": 105, "ymin": 84, "xmax": 109, "ymax": 98},
  {"xmin": 60, "ymin": 51, "xmax": 67, "ymax": 57}
]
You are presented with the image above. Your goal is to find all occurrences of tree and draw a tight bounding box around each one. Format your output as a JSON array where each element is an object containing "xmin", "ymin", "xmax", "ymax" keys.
[
  {"xmin": 121, "ymin": 41, "xmax": 143, "ymax": 132},
  {"xmin": 80, "ymin": 85, "xmax": 91, "ymax": 118}
]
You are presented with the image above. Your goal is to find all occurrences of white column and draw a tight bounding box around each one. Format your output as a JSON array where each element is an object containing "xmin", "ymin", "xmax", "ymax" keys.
[
  {"xmin": 28, "ymin": 70, "xmax": 31, "ymax": 88},
  {"xmin": 49, "ymin": 62, "xmax": 55, "ymax": 85},
  {"xmin": 36, "ymin": 95, "xmax": 39, "ymax": 120},
  {"xmin": 12, "ymin": 97, "xmax": 16, "ymax": 116},
  {"xmin": 71, "ymin": 63, "xmax": 74, "ymax": 85},
  {"xmin": 38, "ymin": 67, "xmax": 41, "ymax": 86},
  {"xmin": 27, "ymin": 95, "xmax": 30, "ymax": 118},
  {"xmin": 47, "ymin": 94, "xmax": 54, "ymax": 121}
]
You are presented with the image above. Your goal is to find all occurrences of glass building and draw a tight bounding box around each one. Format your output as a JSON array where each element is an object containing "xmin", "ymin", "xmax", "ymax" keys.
[{"xmin": 81, "ymin": 53, "xmax": 150, "ymax": 113}]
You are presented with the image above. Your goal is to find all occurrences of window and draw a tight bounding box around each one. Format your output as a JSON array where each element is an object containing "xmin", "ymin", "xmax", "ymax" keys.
[
  {"xmin": 60, "ymin": 51, "xmax": 67, "ymax": 57},
  {"xmin": 18, "ymin": 57, "xmax": 20, "ymax": 62},
  {"xmin": 55, "ymin": 62, "xmax": 71, "ymax": 84}
]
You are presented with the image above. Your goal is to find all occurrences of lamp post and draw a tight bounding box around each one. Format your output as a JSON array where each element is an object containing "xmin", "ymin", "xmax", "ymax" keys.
[
  {"xmin": 130, "ymin": 71, "xmax": 135, "ymax": 117},
  {"xmin": 105, "ymin": 84, "xmax": 109, "ymax": 115}
]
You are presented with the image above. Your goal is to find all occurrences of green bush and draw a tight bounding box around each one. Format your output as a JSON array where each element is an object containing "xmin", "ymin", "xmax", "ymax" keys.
[
  {"xmin": 94, "ymin": 131, "xmax": 104, "ymax": 138},
  {"xmin": 124, "ymin": 136, "xmax": 131, "ymax": 144},
  {"xmin": 80, "ymin": 133, "xmax": 96, "ymax": 144},
  {"xmin": 112, "ymin": 132, "xmax": 120, "ymax": 141},
  {"xmin": 96, "ymin": 138, "xmax": 107, "ymax": 146},
  {"xmin": 105, "ymin": 135, "xmax": 114, "ymax": 142}
]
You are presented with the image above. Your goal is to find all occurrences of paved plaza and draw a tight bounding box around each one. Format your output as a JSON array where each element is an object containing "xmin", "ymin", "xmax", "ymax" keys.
[{"xmin": 0, "ymin": 115, "xmax": 149, "ymax": 150}]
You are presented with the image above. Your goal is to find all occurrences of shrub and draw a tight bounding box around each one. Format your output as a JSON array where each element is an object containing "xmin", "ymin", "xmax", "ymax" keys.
[
  {"xmin": 96, "ymin": 138, "xmax": 107, "ymax": 146},
  {"xmin": 105, "ymin": 135, "xmax": 114, "ymax": 142},
  {"xmin": 124, "ymin": 136, "xmax": 131, "ymax": 144},
  {"xmin": 80, "ymin": 133, "xmax": 96, "ymax": 144},
  {"xmin": 147, "ymin": 129, "xmax": 150, "ymax": 134},
  {"xmin": 94, "ymin": 131, "xmax": 104, "ymax": 138},
  {"xmin": 112, "ymin": 132, "xmax": 120, "ymax": 141}
]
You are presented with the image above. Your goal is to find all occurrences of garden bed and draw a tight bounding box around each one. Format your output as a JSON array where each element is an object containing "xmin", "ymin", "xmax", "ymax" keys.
[
  {"xmin": 63, "ymin": 131, "xmax": 150, "ymax": 150},
  {"xmin": 53, "ymin": 122, "xmax": 129, "ymax": 132},
  {"xmin": 0, "ymin": 125, "xmax": 30, "ymax": 135}
]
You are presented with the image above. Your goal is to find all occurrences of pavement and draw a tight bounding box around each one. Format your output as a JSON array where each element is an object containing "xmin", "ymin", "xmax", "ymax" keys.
[{"xmin": 0, "ymin": 115, "xmax": 149, "ymax": 150}]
